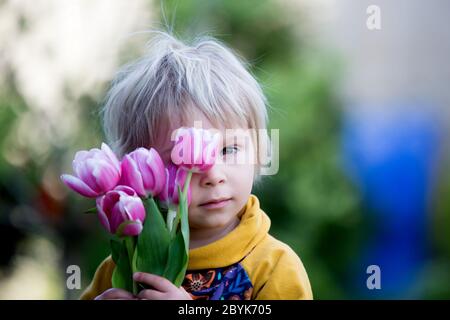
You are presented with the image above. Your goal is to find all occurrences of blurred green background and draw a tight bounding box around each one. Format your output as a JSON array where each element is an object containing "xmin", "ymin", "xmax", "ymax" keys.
[{"xmin": 1, "ymin": 0, "xmax": 449, "ymax": 299}]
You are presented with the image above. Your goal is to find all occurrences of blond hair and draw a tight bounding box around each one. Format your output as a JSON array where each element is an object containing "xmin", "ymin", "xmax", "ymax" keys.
[{"xmin": 101, "ymin": 31, "xmax": 270, "ymax": 177}]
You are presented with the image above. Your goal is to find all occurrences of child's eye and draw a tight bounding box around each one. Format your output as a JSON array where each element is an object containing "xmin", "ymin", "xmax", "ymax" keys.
[{"xmin": 222, "ymin": 145, "xmax": 239, "ymax": 155}]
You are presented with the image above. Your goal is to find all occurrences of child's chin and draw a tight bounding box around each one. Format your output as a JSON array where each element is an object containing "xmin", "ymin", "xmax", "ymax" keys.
[{"xmin": 194, "ymin": 216, "xmax": 231, "ymax": 228}]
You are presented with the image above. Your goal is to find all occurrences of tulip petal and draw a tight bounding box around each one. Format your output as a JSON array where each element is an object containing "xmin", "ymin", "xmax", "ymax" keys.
[
  {"xmin": 101, "ymin": 191, "xmax": 120, "ymax": 215},
  {"xmin": 122, "ymin": 221, "xmax": 143, "ymax": 237},
  {"xmin": 200, "ymin": 142, "xmax": 217, "ymax": 172},
  {"xmin": 92, "ymin": 159, "xmax": 120, "ymax": 192},
  {"xmin": 101, "ymin": 142, "xmax": 121, "ymax": 172},
  {"xmin": 121, "ymin": 195, "xmax": 146, "ymax": 222},
  {"xmin": 157, "ymin": 167, "xmax": 170, "ymax": 203},
  {"xmin": 60, "ymin": 174, "xmax": 99, "ymax": 198},
  {"xmin": 109, "ymin": 201, "xmax": 125, "ymax": 234},
  {"xmin": 73, "ymin": 150, "xmax": 90, "ymax": 174},
  {"xmin": 94, "ymin": 186, "xmax": 143, "ymax": 236},
  {"xmin": 96, "ymin": 196, "xmax": 111, "ymax": 233},
  {"xmin": 133, "ymin": 149, "xmax": 156, "ymax": 194},
  {"xmin": 192, "ymin": 128, "xmax": 203, "ymax": 165},
  {"xmin": 79, "ymin": 159, "xmax": 102, "ymax": 193},
  {"xmin": 173, "ymin": 166, "xmax": 189, "ymax": 204},
  {"xmin": 115, "ymin": 185, "xmax": 137, "ymax": 196},
  {"xmin": 171, "ymin": 133, "xmax": 186, "ymax": 167},
  {"xmin": 146, "ymin": 148, "xmax": 166, "ymax": 196},
  {"xmin": 120, "ymin": 155, "xmax": 146, "ymax": 197}
]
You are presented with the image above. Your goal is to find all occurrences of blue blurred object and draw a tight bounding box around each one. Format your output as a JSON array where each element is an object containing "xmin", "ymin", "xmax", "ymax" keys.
[{"xmin": 342, "ymin": 102, "xmax": 441, "ymax": 298}]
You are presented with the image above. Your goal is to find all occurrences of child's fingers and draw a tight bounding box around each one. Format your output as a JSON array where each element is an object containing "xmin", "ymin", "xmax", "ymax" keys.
[
  {"xmin": 133, "ymin": 272, "xmax": 174, "ymax": 292},
  {"xmin": 136, "ymin": 289, "xmax": 165, "ymax": 300},
  {"xmin": 94, "ymin": 288, "xmax": 135, "ymax": 300},
  {"xmin": 180, "ymin": 286, "xmax": 193, "ymax": 300}
]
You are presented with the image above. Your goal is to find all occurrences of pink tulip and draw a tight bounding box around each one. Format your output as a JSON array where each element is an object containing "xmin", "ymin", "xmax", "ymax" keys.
[
  {"xmin": 170, "ymin": 127, "xmax": 220, "ymax": 173},
  {"xmin": 158, "ymin": 163, "xmax": 192, "ymax": 207},
  {"xmin": 61, "ymin": 143, "xmax": 121, "ymax": 198},
  {"xmin": 119, "ymin": 147, "xmax": 166, "ymax": 198},
  {"xmin": 96, "ymin": 185, "xmax": 146, "ymax": 236}
]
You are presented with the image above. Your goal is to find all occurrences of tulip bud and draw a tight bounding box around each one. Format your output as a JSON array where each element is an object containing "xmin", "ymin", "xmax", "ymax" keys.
[
  {"xmin": 119, "ymin": 147, "xmax": 166, "ymax": 198},
  {"xmin": 158, "ymin": 163, "xmax": 192, "ymax": 208},
  {"xmin": 96, "ymin": 185, "xmax": 146, "ymax": 237},
  {"xmin": 171, "ymin": 127, "xmax": 220, "ymax": 173},
  {"xmin": 61, "ymin": 143, "xmax": 121, "ymax": 197}
]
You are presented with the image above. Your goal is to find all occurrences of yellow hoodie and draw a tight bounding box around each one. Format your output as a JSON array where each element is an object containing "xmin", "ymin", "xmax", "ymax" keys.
[{"xmin": 80, "ymin": 195, "xmax": 313, "ymax": 300}]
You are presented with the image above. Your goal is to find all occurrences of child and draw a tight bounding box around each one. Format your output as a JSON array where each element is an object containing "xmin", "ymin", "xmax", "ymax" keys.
[{"xmin": 80, "ymin": 31, "xmax": 313, "ymax": 300}]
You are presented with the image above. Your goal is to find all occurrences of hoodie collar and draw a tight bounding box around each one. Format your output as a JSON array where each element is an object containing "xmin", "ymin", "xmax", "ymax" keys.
[{"xmin": 187, "ymin": 194, "xmax": 271, "ymax": 270}]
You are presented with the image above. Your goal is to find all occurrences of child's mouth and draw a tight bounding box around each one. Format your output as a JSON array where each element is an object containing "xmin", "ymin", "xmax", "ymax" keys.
[{"xmin": 199, "ymin": 197, "xmax": 232, "ymax": 209}]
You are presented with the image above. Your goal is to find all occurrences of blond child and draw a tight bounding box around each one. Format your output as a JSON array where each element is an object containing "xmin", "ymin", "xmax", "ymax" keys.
[{"xmin": 80, "ymin": 31, "xmax": 312, "ymax": 300}]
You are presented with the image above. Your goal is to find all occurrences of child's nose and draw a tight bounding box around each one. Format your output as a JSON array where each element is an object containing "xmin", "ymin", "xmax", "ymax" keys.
[{"xmin": 199, "ymin": 165, "xmax": 226, "ymax": 187}]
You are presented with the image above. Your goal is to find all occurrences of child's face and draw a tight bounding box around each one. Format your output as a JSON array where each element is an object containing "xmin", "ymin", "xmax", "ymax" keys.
[{"xmin": 154, "ymin": 110, "xmax": 256, "ymax": 234}]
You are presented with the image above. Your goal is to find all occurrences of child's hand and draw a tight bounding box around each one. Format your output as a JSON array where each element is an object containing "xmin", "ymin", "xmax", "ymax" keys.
[
  {"xmin": 133, "ymin": 272, "xmax": 192, "ymax": 300},
  {"xmin": 94, "ymin": 288, "xmax": 136, "ymax": 300}
]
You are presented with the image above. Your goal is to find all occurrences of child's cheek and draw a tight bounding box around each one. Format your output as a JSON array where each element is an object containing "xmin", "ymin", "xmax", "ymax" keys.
[{"xmin": 187, "ymin": 176, "xmax": 201, "ymax": 203}]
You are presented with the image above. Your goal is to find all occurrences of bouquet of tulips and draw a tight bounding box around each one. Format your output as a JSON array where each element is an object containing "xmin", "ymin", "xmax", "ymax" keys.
[{"xmin": 61, "ymin": 128, "xmax": 219, "ymax": 294}]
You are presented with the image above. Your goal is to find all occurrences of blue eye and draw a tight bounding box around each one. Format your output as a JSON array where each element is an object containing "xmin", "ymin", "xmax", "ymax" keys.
[{"xmin": 222, "ymin": 145, "xmax": 239, "ymax": 155}]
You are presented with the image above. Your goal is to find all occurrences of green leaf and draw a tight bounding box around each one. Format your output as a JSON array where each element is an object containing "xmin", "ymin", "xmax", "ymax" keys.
[
  {"xmin": 163, "ymin": 231, "xmax": 187, "ymax": 286},
  {"xmin": 132, "ymin": 247, "xmax": 147, "ymax": 292},
  {"xmin": 132, "ymin": 241, "xmax": 138, "ymax": 274},
  {"xmin": 110, "ymin": 239, "xmax": 133, "ymax": 292},
  {"xmin": 124, "ymin": 236, "xmax": 138, "ymax": 294},
  {"xmin": 173, "ymin": 246, "xmax": 188, "ymax": 286},
  {"xmin": 135, "ymin": 197, "xmax": 170, "ymax": 277},
  {"xmin": 83, "ymin": 207, "xmax": 97, "ymax": 214},
  {"xmin": 110, "ymin": 239, "xmax": 122, "ymax": 264},
  {"xmin": 112, "ymin": 265, "xmax": 128, "ymax": 290}
]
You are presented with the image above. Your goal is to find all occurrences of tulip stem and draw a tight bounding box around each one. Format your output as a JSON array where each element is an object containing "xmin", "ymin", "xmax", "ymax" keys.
[
  {"xmin": 171, "ymin": 209, "xmax": 180, "ymax": 239},
  {"xmin": 166, "ymin": 208, "xmax": 177, "ymax": 233},
  {"xmin": 124, "ymin": 236, "xmax": 138, "ymax": 295},
  {"xmin": 183, "ymin": 171, "xmax": 192, "ymax": 196},
  {"xmin": 170, "ymin": 171, "xmax": 192, "ymax": 239}
]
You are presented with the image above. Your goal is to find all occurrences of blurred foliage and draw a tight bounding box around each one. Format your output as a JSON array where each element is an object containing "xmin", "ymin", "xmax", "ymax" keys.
[
  {"xmin": 0, "ymin": 75, "xmax": 110, "ymax": 298},
  {"xmin": 0, "ymin": 0, "xmax": 449, "ymax": 299}
]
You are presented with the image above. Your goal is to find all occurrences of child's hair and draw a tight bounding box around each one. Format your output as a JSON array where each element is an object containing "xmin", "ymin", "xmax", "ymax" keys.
[{"xmin": 101, "ymin": 30, "xmax": 270, "ymax": 180}]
